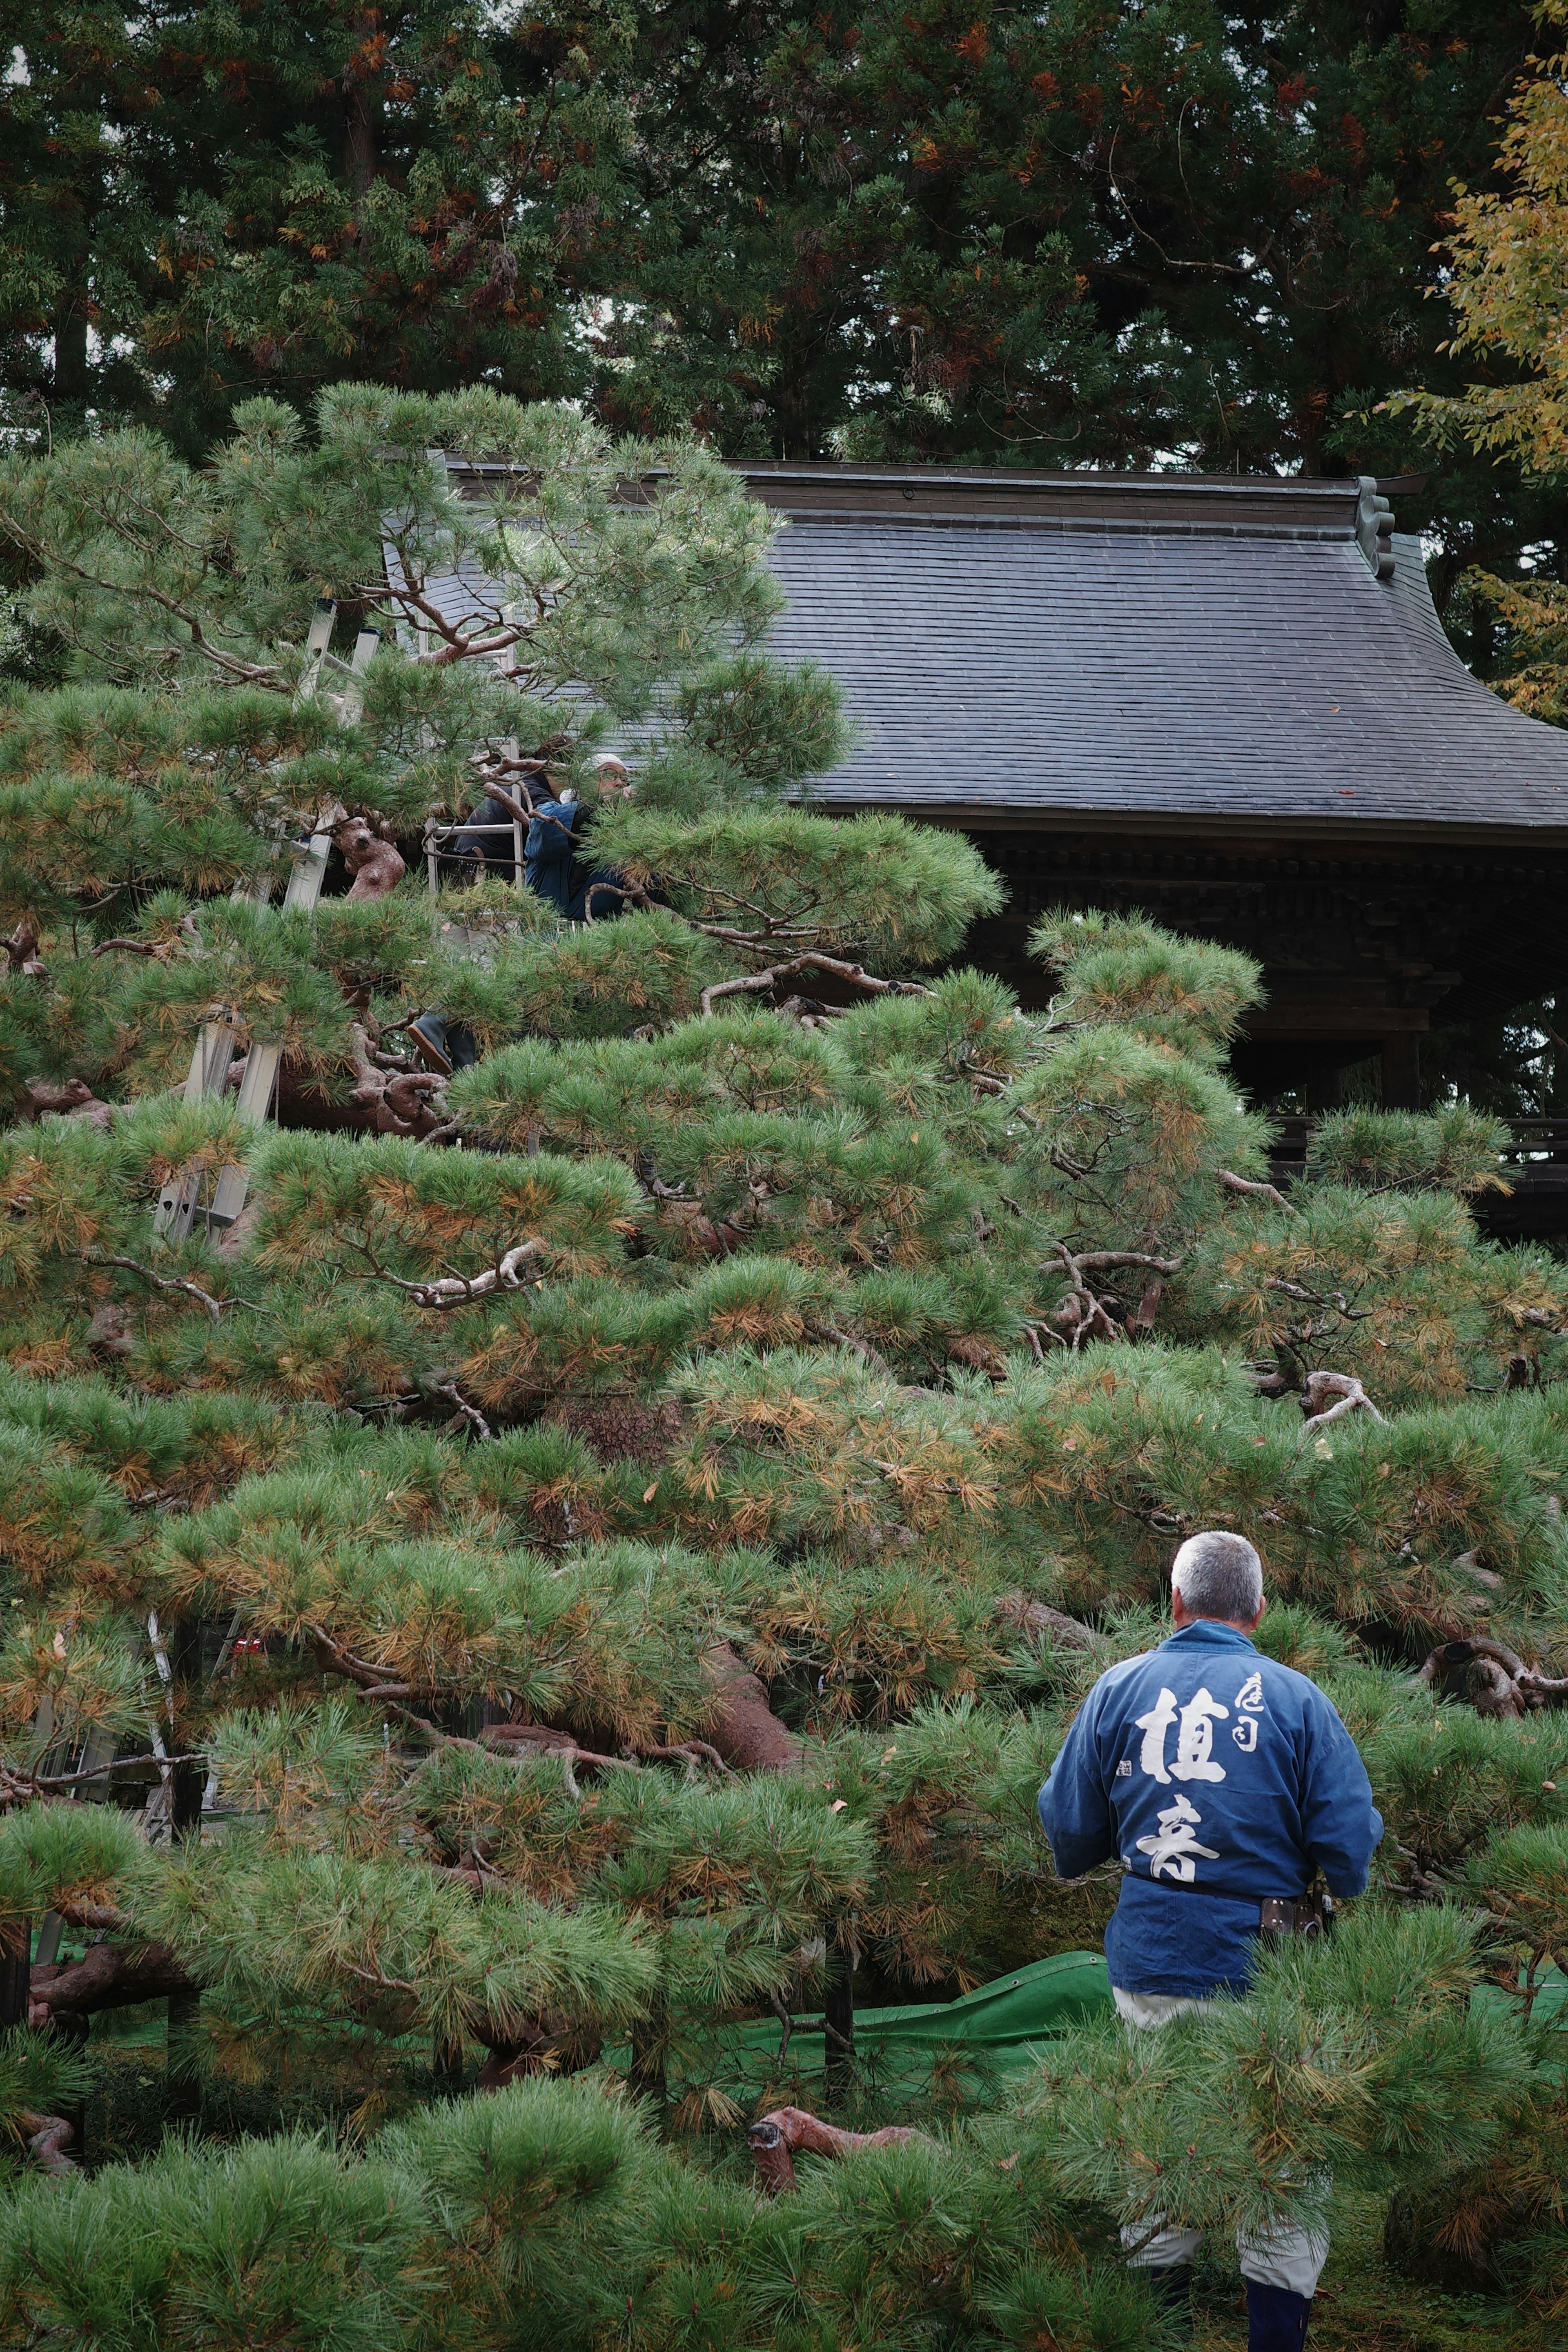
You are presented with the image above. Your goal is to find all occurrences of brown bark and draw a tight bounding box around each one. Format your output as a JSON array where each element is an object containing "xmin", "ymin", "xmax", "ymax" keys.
[
  {"xmin": 19, "ymin": 1078, "xmax": 111, "ymax": 1128},
  {"xmin": 992, "ymin": 1593, "xmax": 1110, "ymax": 1654},
  {"xmin": 228, "ymin": 1058, "xmax": 414, "ymax": 1139},
  {"xmin": 1299, "ymin": 1370, "xmax": 1388, "ymax": 1430},
  {"xmin": 231, "ymin": 1044, "xmax": 445, "ymax": 1141},
  {"xmin": 474, "ymin": 2015, "xmax": 602, "ymax": 2089},
  {"xmin": 1415, "ymin": 1636, "xmax": 1568, "ymax": 1718},
  {"xmin": 1218, "ymin": 1167, "xmax": 1299, "ymax": 1216},
  {"xmin": 1129, "ymin": 1274, "xmax": 1167, "ymax": 1336},
  {"xmin": 472, "ymin": 1647, "xmax": 802, "ymax": 1778},
  {"xmin": 19, "ymin": 2111, "xmax": 75, "ymax": 2176},
  {"xmin": 702, "ymin": 1642, "xmax": 804, "ymax": 1772},
  {"xmin": 335, "ymin": 818, "xmax": 405, "ymax": 902},
  {"xmin": 698, "ymin": 954, "xmax": 930, "ymax": 1020},
  {"xmin": 5, "ymin": 922, "xmax": 48, "ymax": 983},
  {"xmin": 747, "ymin": 2105, "xmax": 920, "ymax": 2194},
  {"xmin": 27, "ymin": 1940, "xmax": 195, "ymax": 2026}
]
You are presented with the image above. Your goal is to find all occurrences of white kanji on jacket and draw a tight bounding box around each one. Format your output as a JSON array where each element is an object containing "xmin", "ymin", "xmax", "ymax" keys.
[
  {"xmin": 1134, "ymin": 1685, "xmax": 1230, "ymax": 1785},
  {"xmin": 1136, "ymin": 1793, "xmax": 1221, "ymax": 1883}
]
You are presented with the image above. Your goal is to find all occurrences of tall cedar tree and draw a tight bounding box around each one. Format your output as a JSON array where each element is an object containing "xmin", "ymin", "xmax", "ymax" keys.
[
  {"xmin": 0, "ymin": 0, "xmax": 635, "ymax": 458},
  {"xmin": 3, "ymin": 2, "xmax": 1566, "ymax": 607},
  {"xmin": 0, "ymin": 402, "xmax": 1561, "ymax": 2342}
]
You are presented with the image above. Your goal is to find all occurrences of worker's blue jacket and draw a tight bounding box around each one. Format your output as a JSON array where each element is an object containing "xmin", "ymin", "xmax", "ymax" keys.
[
  {"xmin": 1036, "ymin": 1620, "xmax": 1382, "ymax": 1997},
  {"xmin": 524, "ymin": 797, "xmax": 628, "ymax": 922},
  {"xmin": 523, "ymin": 796, "xmax": 589, "ymax": 913}
]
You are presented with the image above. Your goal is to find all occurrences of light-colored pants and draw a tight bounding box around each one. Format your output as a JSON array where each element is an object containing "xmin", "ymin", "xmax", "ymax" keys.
[{"xmin": 1113, "ymin": 1988, "xmax": 1328, "ymax": 2299}]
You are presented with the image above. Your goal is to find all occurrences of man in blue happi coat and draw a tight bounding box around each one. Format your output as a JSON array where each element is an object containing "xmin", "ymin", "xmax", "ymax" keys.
[{"xmin": 1037, "ymin": 1530, "xmax": 1381, "ymax": 2352}]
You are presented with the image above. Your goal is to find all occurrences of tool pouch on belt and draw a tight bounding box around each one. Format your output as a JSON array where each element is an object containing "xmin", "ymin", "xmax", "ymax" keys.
[{"xmin": 1259, "ymin": 1891, "xmax": 1335, "ymax": 1941}]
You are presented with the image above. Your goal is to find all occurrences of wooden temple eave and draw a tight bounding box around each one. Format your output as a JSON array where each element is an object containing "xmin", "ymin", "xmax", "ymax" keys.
[
  {"xmin": 932, "ymin": 820, "xmax": 1568, "ymax": 1103},
  {"xmin": 807, "ymin": 804, "xmax": 1568, "ymax": 854}
]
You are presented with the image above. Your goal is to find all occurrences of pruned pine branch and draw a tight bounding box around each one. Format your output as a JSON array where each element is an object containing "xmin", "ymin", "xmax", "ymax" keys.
[
  {"xmin": 1219, "ymin": 1167, "xmax": 1300, "ymax": 1215},
  {"xmin": 747, "ymin": 2105, "xmax": 924, "ymax": 2195},
  {"xmin": 75, "ymin": 1250, "xmax": 227, "ymax": 1322},
  {"xmin": 1299, "ymin": 1370, "xmax": 1388, "ymax": 1430},
  {"xmin": 347, "ymin": 1025, "xmax": 448, "ymax": 1138},
  {"xmin": 1046, "ymin": 1241, "xmax": 1183, "ymax": 1349},
  {"xmin": 19, "ymin": 2113, "xmax": 76, "ymax": 2177},
  {"xmin": 699, "ymin": 952, "xmax": 931, "ymax": 1017},
  {"xmin": 360, "ymin": 1238, "xmax": 546, "ymax": 1309},
  {"xmin": 0, "ymin": 517, "xmax": 283, "ymax": 687},
  {"xmin": 433, "ymin": 1382, "xmax": 494, "ymax": 1440},
  {"xmin": 1416, "ymin": 1636, "xmax": 1568, "ymax": 1719},
  {"xmin": 992, "ymin": 1593, "xmax": 1111, "ymax": 1654},
  {"xmin": 376, "ymin": 575, "xmax": 525, "ymax": 670},
  {"xmin": 804, "ymin": 1318, "xmax": 898, "ymax": 1381}
]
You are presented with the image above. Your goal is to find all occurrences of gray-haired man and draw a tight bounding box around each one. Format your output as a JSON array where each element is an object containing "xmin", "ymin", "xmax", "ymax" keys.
[{"xmin": 1037, "ymin": 1530, "xmax": 1382, "ymax": 2351}]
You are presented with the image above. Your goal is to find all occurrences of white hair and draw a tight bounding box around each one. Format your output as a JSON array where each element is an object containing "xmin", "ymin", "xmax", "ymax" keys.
[{"xmin": 1171, "ymin": 1530, "xmax": 1263, "ymax": 1625}]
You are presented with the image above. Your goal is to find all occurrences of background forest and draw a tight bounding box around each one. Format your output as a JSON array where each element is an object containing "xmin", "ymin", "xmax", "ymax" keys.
[
  {"xmin": 4, "ymin": 7, "xmax": 1568, "ymax": 2352},
  {"xmin": 2, "ymin": 2, "xmax": 1566, "ymax": 611}
]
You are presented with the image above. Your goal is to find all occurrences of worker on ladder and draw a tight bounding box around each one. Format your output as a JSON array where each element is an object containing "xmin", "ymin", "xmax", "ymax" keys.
[
  {"xmin": 411, "ymin": 755, "xmax": 639, "ymax": 1075},
  {"xmin": 523, "ymin": 753, "xmax": 636, "ymax": 920}
]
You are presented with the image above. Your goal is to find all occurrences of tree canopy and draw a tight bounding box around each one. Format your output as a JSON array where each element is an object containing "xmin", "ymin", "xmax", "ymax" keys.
[
  {"xmin": 3, "ymin": 1, "xmax": 1565, "ymax": 603},
  {"xmin": 1384, "ymin": 6, "xmax": 1568, "ymax": 727}
]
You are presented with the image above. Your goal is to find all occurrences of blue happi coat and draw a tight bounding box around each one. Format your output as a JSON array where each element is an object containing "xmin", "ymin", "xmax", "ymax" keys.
[
  {"xmin": 524, "ymin": 796, "xmax": 589, "ymax": 913},
  {"xmin": 1037, "ymin": 1619, "xmax": 1382, "ymax": 1997},
  {"xmin": 524, "ymin": 797, "xmax": 628, "ymax": 922}
]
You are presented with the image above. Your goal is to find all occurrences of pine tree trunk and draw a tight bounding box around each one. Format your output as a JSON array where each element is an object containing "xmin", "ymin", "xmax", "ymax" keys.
[
  {"xmin": 702, "ymin": 1644, "xmax": 805, "ymax": 1771},
  {"xmin": 0, "ymin": 1918, "xmax": 29, "ymax": 2029},
  {"xmin": 51, "ymin": 299, "xmax": 88, "ymax": 408},
  {"xmin": 823, "ymin": 1921, "xmax": 855, "ymax": 2108},
  {"xmin": 166, "ymin": 1989, "xmax": 202, "ymax": 2122},
  {"xmin": 51, "ymin": 175, "xmax": 96, "ymax": 411},
  {"xmin": 342, "ymin": 11, "xmax": 381, "ymax": 245}
]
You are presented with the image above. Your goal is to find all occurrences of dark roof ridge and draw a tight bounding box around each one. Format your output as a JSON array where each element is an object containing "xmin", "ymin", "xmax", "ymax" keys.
[
  {"xmin": 736, "ymin": 460, "xmax": 1402, "ymax": 495},
  {"xmin": 436, "ymin": 452, "xmax": 1424, "ymax": 541},
  {"xmin": 771, "ymin": 510, "xmax": 1363, "ymax": 543},
  {"xmin": 732, "ymin": 464, "xmax": 1433, "ymax": 546}
]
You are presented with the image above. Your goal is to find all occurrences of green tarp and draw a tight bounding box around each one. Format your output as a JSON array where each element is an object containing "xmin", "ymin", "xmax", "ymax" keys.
[
  {"xmin": 706, "ymin": 1952, "xmax": 1568, "ymax": 2102},
  {"xmin": 704, "ymin": 1950, "xmax": 1114, "ymax": 2099},
  {"xmin": 1471, "ymin": 1962, "xmax": 1568, "ymax": 2079}
]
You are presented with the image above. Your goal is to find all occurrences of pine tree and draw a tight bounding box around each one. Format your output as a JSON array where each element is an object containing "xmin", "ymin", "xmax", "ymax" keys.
[{"xmin": 0, "ymin": 395, "xmax": 1564, "ymax": 2344}]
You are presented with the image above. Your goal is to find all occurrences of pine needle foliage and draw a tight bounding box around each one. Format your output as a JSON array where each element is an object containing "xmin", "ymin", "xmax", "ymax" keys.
[{"xmin": 0, "ymin": 407, "xmax": 1564, "ymax": 2339}]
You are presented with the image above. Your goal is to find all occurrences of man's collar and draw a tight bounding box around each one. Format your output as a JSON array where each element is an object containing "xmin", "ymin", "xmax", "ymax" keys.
[{"xmin": 1162, "ymin": 1621, "xmax": 1258, "ymax": 1652}]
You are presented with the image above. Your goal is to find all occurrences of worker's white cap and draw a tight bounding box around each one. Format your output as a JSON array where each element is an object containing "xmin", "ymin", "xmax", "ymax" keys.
[{"xmin": 590, "ymin": 751, "xmax": 629, "ymax": 772}]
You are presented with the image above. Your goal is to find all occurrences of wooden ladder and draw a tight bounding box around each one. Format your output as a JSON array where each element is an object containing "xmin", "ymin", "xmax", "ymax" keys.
[{"xmin": 156, "ymin": 602, "xmax": 379, "ymax": 1241}]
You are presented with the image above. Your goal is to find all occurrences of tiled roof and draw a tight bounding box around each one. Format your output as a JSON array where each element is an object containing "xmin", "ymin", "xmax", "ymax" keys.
[
  {"xmin": 421, "ymin": 460, "xmax": 1568, "ymax": 839},
  {"xmin": 742, "ymin": 467, "xmax": 1568, "ymax": 838}
]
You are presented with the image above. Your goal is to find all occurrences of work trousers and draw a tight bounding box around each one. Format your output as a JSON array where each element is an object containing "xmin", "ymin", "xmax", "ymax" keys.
[{"xmin": 1113, "ymin": 1988, "xmax": 1329, "ymax": 2300}]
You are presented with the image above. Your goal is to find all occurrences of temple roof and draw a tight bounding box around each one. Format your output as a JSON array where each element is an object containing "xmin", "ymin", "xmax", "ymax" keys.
[{"xmin": 737, "ymin": 465, "xmax": 1568, "ymax": 842}]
